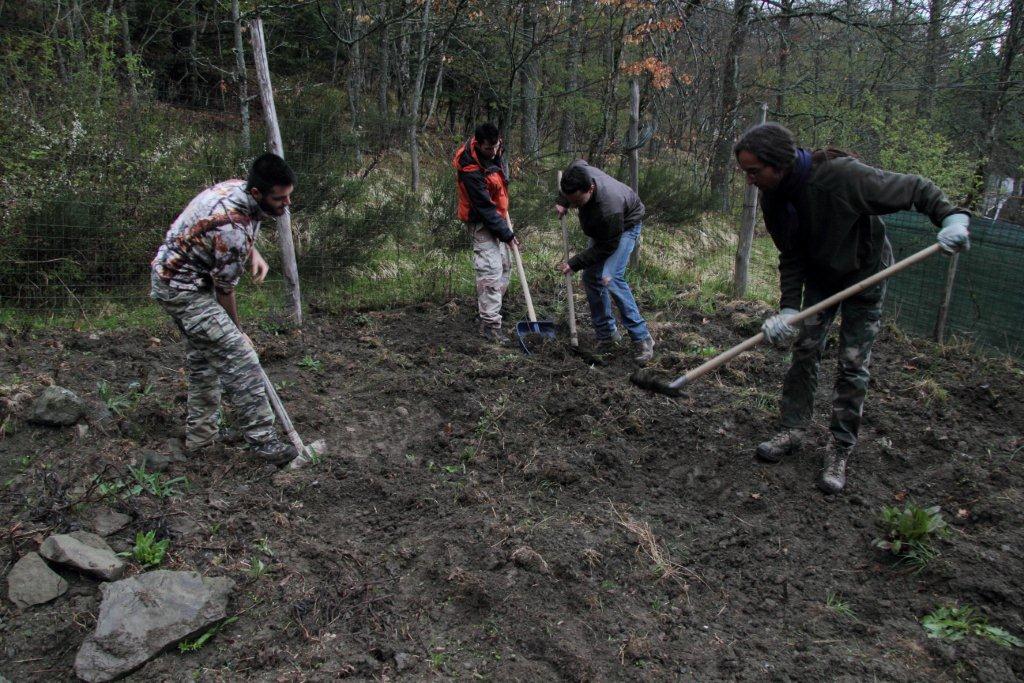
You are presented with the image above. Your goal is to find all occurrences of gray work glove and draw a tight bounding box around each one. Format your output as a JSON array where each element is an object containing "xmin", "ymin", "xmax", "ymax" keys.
[
  {"xmin": 762, "ymin": 308, "xmax": 800, "ymax": 348},
  {"xmin": 937, "ymin": 213, "xmax": 970, "ymax": 253}
]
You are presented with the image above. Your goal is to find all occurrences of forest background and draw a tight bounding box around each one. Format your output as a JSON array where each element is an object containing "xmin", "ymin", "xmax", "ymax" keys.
[{"xmin": 1, "ymin": 0, "xmax": 1022, "ymax": 330}]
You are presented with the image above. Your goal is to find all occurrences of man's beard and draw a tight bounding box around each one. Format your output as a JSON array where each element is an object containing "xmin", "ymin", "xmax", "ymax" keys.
[{"xmin": 259, "ymin": 199, "xmax": 286, "ymax": 217}]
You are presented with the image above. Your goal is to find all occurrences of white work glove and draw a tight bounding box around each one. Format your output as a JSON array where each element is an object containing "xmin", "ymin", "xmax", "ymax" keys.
[
  {"xmin": 937, "ymin": 213, "xmax": 970, "ymax": 253},
  {"xmin": 762, "ymin": 308, "xmax": 800, "ymax": 348}
]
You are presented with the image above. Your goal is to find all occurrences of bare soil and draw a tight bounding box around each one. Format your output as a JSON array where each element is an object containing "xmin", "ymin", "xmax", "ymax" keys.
[{"xmin": 1, "ymin": 295, "xmax": 1023, "ymax": 681}]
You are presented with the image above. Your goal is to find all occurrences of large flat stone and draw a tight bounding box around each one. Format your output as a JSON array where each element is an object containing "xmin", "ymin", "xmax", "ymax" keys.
[
  {"xmin": 74, "ymin": 570, "xmax": 234, "ymax": 682},
  {"xmin": 89, "ymin": 507, "xmax": 131, "ymax": 537},
  {"xmin": 28, "ymin": 385, "xmax": 86, "ymax": 426},
  {"xmin": 7, "ymin": 552, "xmax": 68, "ymax": 608},
  {"xmin": 38, "ymin": 532, "xmax": 125, "ymax": 580}
]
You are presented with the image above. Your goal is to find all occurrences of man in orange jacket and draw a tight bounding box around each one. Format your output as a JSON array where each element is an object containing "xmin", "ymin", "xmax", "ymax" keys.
[{"xmin": 453, "ymin": 123, "xmax": 520, "ymax": 343}]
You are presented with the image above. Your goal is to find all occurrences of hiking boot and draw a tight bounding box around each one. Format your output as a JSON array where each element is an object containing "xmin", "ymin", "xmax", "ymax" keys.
[
  {"xmin": 633, "ymin": 337, "xmax": 655, "ymax": 364},
  {"xmin": 216, "ymin": 426, "xmax": 243, "ymax": 445},
  {"xmin": 755, "ymin": 428, "xmax": 805, "ymax": 463},
  {"xmin": 183, "ymin": 426, "xmax": 243, "ymax": 455},
  {"xmin": 819, "ymin": 442, "xmax": 853, "ymax": 494},
  {"xmin": 596, "ymin": 331, "xmax": 623, "ymax": 354},
  {"xmin": 480, "ymin": 326, "xmax": 510, "ymax": 346},
  {"xmin": 250, "ymin": 437, "xmax": 299, "ymax": 466}
]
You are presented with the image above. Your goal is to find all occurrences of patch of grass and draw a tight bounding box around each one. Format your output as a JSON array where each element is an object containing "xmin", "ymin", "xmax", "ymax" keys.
[
  {"xmin": 128, "ymin": 465, "xmax": 188, "ymax": 498},
  {"xmin": 825, "ymin": 591, "xmax": 856, "ymax": 618},
  {"xmin": 297, "ymin": 355, "xmax": 323, "ymax": 373},
  {"xmin": 179, "ymin": 616, "xmax": 239, "ymax": 653},
  {"xmin": 922, "ymin": 605, "xmax": 1023, "ymax": 647},
  {"xmin": 872, "ymin": 503, "xmax": 949, "ymax": 571},
  {"xmin": 912, "ymin": 377, "xmax": 950, "ymax": 407},
  {"xmin": 125, "ymin": 530, "xmax": 169, "ymax": 568},
  {"xmin": 96, "ymin": 380, "xmax": 154, "ymax": 417},
  {"xmin": 247, "ymin": 556, "xmax": 269, "ymax": 579}
]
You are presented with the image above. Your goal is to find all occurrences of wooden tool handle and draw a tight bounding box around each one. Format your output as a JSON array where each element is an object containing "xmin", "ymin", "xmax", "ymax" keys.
[
  {"xmin": 508, "ymin": 217, "xmax": 538, "ymax": 324},
  {"xmin": 558, "ymin": 171, "xmax": 578, "ymax": 347},
  {"xmin": 669, "ymin": 243, "xmax": 943, "ymax": 390}
]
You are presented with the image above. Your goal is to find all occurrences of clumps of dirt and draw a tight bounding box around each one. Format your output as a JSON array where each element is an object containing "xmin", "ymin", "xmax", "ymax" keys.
[{"xmin": 1, "ymin": 297, "xmax": 1023, "ymax": 681}]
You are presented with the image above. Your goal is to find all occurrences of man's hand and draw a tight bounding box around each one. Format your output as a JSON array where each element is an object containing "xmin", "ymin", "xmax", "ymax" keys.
[
  {"xmin": 510, "ymin": 235, "xmax": 521, "ymax": 249},
  {"xmin": 937, "ymin": 213, "xmax": 970, "ymax": 253},
  {"xmin": 557, "ymin": 262, "xmax": 573, "ymax": 275},
  {"xmin": 762, "ymin": 308, "xmax": 800, "ymax": 348},
  {"xmin": 249, "ymin": 248, "xmax": 269, "ymax": 283},
  {"xmin": 554, "ymin": 204, "xmax": 568, "ymax": 218}
]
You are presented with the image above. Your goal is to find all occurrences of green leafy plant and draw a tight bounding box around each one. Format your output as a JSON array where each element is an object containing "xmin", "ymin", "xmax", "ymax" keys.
[
  {"xmin": 826, "ymin": 591, "xmax": 856, "ymax": 618},
  {"xmin": 248, "ymin": 556, "xmax": 268, "ymax": 579},
  {"xmin": 872, "ymin": 503, "xmax": 949, "ymax": 571},
  {"xmin": 297, "ymin": 355, "xmax": 323, "ymax": 373},
  {"xmin": 128, "ymin": 465, "xmax": 188, "ymax": 498},
  {"xmin": 179, "ymin": 616, "xmax": 239, "ymax": 652},
  {"xmin": 922, "ymin": 605, "xmax": 1023, "ymax": 647},
  {"xmin": 126, "ymin": 530, "xmax": 169, "ymax": 568}
]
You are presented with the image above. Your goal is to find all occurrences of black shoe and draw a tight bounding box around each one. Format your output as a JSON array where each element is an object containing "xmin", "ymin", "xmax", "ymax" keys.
[
  {"xmin": 480, "ymin": 326, "xmax": 510, "ymax": 346},
  {"xmin": 596, "ymin": 331, "xmax": 623, "ymax": 354},
  {"xmin": 755, "ymin": 428, "xmax": 805, "ymax": 463},
  {"xmin": 819, "ymin": 443, "xmax": 853, "ymax": 494},
  {"xmin": 251, "ymin": 438, "xmax": 299, "ymax": 466}
]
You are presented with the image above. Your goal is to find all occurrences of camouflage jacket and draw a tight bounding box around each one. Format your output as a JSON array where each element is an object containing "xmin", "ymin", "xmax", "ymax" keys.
[{"xmin": 152, "ymin": 180, "xmax": 262, "ymax": 295}]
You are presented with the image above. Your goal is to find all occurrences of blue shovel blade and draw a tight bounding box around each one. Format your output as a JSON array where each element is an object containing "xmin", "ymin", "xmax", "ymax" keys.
[{"xmin": 515, "ymin": 319, "xmax": 557, "ymax": 354}]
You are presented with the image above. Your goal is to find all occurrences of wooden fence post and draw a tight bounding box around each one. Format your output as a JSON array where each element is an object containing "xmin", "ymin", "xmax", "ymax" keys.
[
  {"xmin": 733, "ymin": 101, "xmax": 768, "ymax": 298},
  {"xmin": 628, "ymin": 78, "xmax": 641, "ymax": 268},
  {"xmin": 934, "ymin": 252, "xmax": 959, "ymax": 344},
  {"xmin": 249, "ymin": 16, "xmax": 303, "ymax": 326}
]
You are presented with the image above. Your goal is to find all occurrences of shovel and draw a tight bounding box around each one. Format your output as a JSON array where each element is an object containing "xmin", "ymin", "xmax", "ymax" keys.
[
  {"xmin": 558, "ymin": 170, "xmax": 579, "ymax": 349},
  {"xmin": 239, "ymin": 331, "xmax": 325, "ymax": 469},
  {"xmin": 632, "ymin": 243, "xmax": 943, "ymax": 396},
  {"xmin": 509, "ymin": 227, "xmax": 556, "ymax": 354}
]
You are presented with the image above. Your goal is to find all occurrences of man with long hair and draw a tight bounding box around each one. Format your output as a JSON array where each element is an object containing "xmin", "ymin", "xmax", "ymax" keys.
[{"xmin": 735, "ymin": 123, "xmax": 969, "ymax": 493}]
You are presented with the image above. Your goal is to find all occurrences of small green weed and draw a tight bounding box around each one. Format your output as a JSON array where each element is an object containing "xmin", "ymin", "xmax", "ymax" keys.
[
  {"xmin": 872, "ymin": 503, "xmax": 949, "ymax": 571},
  {"xmin": 297, "ymin": 355, "xmax": 323, "ymax": 372},
  {"xmin": 248, "ymin": 556, "xmax": 268, "ymax": 578},
  {"xmin": 96, "ymin": 380, "xmax": 153, "ymax": 417},
  {"xmin": 253, "ymin": 537, "xmax": 273, "ymax": 556},
  {"xmin": 128, "ymin": 465, "xmax": 188, "ymax": 498},
  {"xmin": 179, "ymin": 616, "xmax": 239, "ymax": 652},
  {"xmin": 125, "ymin": 531, "xmax": 169, "ymax": 568},
  {"xmin": 922, "ymin": 605, "xmax": 1023, "ymax": 647},
  {"xmin": 825, "ymin": 591, "xmax": 856, "ymax": 618}
]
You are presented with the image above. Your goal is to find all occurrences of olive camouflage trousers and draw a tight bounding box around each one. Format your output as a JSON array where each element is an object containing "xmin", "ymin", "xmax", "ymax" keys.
[
  {"xmin": 150, "ymin": 272, "xmax": 275, "ymax": 450},
  {"xmin": 779, "ymin": 277, "xmax": 887, "ymax": 448}
]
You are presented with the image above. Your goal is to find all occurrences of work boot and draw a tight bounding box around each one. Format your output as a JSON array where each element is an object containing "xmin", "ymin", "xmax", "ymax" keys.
[
  {"xmin": 819, "ymin": 442, "xmax": 853, "ymax": 494},
  {"xmin": 596, "ymin": 331, "xmax": 623, "ymax": 354},
  {"xmin": 755, "ymin": 428, "xmax": 805, "ymax": 463},
  {"xmin": 480, "ymin": 326, "xmax": 510, "ymax": 346},
  {"xmin": 633, "ymin": 337, "xmax": 655, "ymax": 364},
  {"xmin": 250, "ymin": 436, "xmax": 299, "ymax": 466},
  {"xmin": 183, "ymin": 426, "xmax": 243, "ymax": 455}
]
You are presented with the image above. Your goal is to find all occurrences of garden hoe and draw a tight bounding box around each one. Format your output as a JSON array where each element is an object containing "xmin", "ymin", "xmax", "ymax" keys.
[
  {"xmin": 240, "ymin": 332, "xmax": 325, "ymax": 470},
  {"xmin": 509, "ymin": 218, "xmax": 557, "ymax": 354},
  {"xmin": 559, "ymin": 170, "xmax": 579, "ymax": 350},
  {"xmin": 631, "ymin": 243, "xmax": 944, "ymax": 396}
]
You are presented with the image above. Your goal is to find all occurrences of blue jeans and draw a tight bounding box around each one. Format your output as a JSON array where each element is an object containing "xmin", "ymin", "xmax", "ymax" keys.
[{"xmin": 581, "ymin": 224, "xmax": 651, "ymax": 342}]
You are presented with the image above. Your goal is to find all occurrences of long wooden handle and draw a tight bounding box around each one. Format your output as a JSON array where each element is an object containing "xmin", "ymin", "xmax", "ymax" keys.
[
  {"xmin": 558, "ymin": 171, "xmax": 578, "ymax": 347},
  {"xmin": 667, "ymin": 243, "xmax": 943, "ymax": 390},
  {"xmin": 509, "ymin": 225, "xmax": 538, "ymax": 323},
  {"xmin": 258, "ymin": 366, "xmax": 306, "ymax": 455}
]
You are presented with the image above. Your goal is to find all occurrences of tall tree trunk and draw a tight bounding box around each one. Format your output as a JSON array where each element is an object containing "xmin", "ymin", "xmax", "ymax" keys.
[
  {"xmin": 965, "ymin": 0, "xmax": 1023, "ymax": 209},
  {"xmin": 409, "ymin": 0, "xmax": 432, "ymax": 192},
  {"xmin": 378, "ymin": 22, "xmax": 390, "ymax": 116},
  {"xmin": 916, "ymin": 0, "xmax": 944, "ymax": 118},
  {"xmin": 231, "ymin": 0, "xmax": 251, "ymax": 154},
  {"xmin": 189, "ymin": 0, "xmax": 200, "ymax": 104},
  {"xmin": 559, "ymin": 0, "xmax": 582, "ymax": 153},
  {"xmin": 520, "ymin": 0, "xmax": 539, "ymax": 160},
  {"xmin": 121, "ymin": 0, "xmax": 138, "ymax": 105},
  {"xmin": 425, "ymin": 34, "xmax": 450, "ymax": 128},
  {"xmin": 709, "ymin": 0, "xmax": 751, "ymax": 207},
  {"xmin": 776, "ymin": 0, "xmax": 792, "ymax": 115}
]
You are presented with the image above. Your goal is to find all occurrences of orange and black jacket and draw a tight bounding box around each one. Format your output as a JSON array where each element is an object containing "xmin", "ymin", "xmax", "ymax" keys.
[{"xmin": 453, "ymin": 139, "xmax": 513, "ymax": 242}]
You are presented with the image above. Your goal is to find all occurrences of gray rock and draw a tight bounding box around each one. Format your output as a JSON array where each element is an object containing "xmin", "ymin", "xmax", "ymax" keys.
[
  {"xmin": 28, "ymin": 386, "xmax": 86, "ymax": 426},
  {"xmin": 7, "ymin": 552, "xmax": 68, "ymax": 608},
  {"xmin": 74, "ymin": 570, "xmax": 235, "ymax": 682},
  {"xmin": 136, "ymin": 449, "xmax": 171, "ymax": 473},
  {"xmin": 90, "ymin": 508, "xmax": 131, "ymax": 537},
  {"xmin": 39, "ymin": 532, "xmax": 126, "ymax": 580},
  {"xmin": 394, "ymin": 652, "xmax": 415, "ymax": 672},
  {"xmin": 165, "ymin": 515, "xmax": 200, "ymax": 539}
]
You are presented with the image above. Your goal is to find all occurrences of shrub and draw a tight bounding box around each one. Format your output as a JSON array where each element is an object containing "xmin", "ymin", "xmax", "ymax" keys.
[{"xmin": 872, "ymin": 503, "xmax": 949, "ymax": 571}]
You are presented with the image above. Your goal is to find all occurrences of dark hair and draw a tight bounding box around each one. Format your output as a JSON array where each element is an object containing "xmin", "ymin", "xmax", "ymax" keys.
[
  {"xmin": 560, "ymin": 163, "xmax": 592, "ymax": 194},
  {"xmin": 474, "ymin": 123, "xmax": 500, "ymax": 144},
  {"xmin": 734, "ymin": 123, "xmax": 797, "ymax": 171},
  {"xmin": 247, "ymin": 153, "xmax": 297, "ymax": 194}
]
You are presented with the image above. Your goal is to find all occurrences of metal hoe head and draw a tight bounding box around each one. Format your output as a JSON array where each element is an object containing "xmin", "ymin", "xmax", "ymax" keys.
[{"xmin": 515, "ymin": 319, "xmax": 557, "ymax": 355}]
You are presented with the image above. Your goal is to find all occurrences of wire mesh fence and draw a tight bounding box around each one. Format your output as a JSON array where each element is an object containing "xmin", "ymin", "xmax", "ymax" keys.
[{"xmin": 884, "ymin": 212, "xmax": 1024, "ymax": 356}]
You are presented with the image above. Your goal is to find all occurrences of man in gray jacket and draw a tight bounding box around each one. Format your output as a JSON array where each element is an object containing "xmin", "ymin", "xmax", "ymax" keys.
[
  {"xmin": 555, "ymin": 160, "xmax": 655, "ymax": 363},
  {"xmin": 735, "ymin": 123, "xmax": 970, "ymax": 493}
]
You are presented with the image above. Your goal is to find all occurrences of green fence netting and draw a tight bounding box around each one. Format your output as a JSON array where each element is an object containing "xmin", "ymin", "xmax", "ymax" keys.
[{"xmin": 884, "ymin": 212, "xmax": 1024, "ymax": 356}]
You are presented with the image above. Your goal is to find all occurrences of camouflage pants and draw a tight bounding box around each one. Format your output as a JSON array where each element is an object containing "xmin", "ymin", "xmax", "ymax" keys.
[
  {"xmin": 779, "ymin": 277, "xmax": 887, "ymax": 448},
  {"xmin": 467, "ymin": 222, "xmax": 510, "ymax": 330},
  {"xmin": 150, "ymin": 272, "xmax": 275, "ymax": 450}
]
